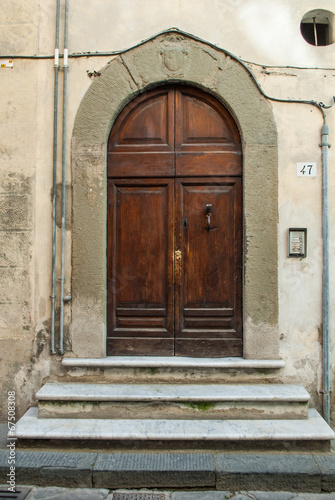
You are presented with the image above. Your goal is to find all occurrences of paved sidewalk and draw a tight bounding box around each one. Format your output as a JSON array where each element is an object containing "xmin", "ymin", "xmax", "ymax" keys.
[{"xmin": 1, "ymin": 487, "xmax": 335, "ymax": 499}]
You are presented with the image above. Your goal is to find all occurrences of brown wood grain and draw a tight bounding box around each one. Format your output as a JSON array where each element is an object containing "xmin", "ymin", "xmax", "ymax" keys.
[
  {"xmin": 107, "ymin": 338, "xmax": 174, "ymax": 356},
  {"xmin": 107, "ymin": 86, "xmax": 243, "ymax": 357}
]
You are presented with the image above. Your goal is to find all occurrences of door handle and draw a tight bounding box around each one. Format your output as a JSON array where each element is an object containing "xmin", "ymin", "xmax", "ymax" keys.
[
  {"xmin": 205, "ymin": 204, "xmax": 213, "ymax": 231},
  {"xmin": 175, "ymin": 249, "xmax": 182, "ymax": 286}
]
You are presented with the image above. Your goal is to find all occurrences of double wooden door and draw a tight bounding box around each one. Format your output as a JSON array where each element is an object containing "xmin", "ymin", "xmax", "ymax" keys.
[{"xmin": 107, "ymin": 86, "xmax": 242, "ymax": 357}]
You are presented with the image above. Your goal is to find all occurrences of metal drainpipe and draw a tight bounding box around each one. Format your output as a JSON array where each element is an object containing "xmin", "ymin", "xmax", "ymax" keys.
[
  {"xmin": 50, "ymin": 0, "xmax": 61, "ymax": 354},
  {"xmin": 59, "ymin": 0, "xmax": 69, "ymax": 355},
  {"xmin": 321, "ymin": 121, "xmax": 330, "ymax": 423}
]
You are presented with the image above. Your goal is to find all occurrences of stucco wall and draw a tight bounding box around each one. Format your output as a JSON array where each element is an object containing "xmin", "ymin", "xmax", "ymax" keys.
[{"xmin": 0, "ymin": 0, "xmax": 334, "ymax": 422}]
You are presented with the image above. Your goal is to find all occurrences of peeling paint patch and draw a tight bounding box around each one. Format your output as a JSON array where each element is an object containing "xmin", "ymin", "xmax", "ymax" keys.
[{"xmin": 55, "ymin": 183, "xmax": 72, "ymax": 229}]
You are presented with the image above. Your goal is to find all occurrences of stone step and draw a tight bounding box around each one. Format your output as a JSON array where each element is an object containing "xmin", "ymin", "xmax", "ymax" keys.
[
  {"xmin": 36, "ymin": 383, "xmax": 310, "ymax": 419},
  {"xmin": 15, "ymin": 408, "xmax": 335, "ymax": 451},
  {"xmin": 62, "ymin": 356, "xmax": 286, "ymax": 369},
  {"xmin": 61, "ymin": 356, "xmax": 285, "ymax": 384}
]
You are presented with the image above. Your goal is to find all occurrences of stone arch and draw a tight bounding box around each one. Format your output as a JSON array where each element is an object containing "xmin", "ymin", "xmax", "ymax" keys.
[{"xmin": 71, "ymin": 31, "xmax": 278, "ymax": 359}]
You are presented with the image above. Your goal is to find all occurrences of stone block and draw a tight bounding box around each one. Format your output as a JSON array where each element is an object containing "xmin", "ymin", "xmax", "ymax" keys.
[
  {"xmin": 24, "ymin": 486, "xmax": 109, "ymax": 500},
  {"xmin": 314, "ymin": 454, "xmax": 335, "ymax": 492},
  {"xmin": 171, "ymin": 492, "xmax": 231, "ymax": 499},
  {"xmin": 0, "ymin": 268, "xmax": 30, "ymax": 304},
  {"xmin": 0, "ymin": 171, "xmax": 32, "ymax": 193},
  {"xmin": 0, "ymin": 232, "xmax": 31, "ymax": 267},
  {"xmin": 0, "ymin": 194, "xmax": 32, "ymax": 230},
  {"xmin": 111, "ymin": 492, "xmax": 169, "ymax": 500},
  {"xmin": 93, "ymin": 453, "xmax": 215, "ymax": 489},
  {"xmin": 215, "ymin": 454, "xmax": 321, "ymax": 492},
  {"xmin": 120, "ymin": 36, "xmax": 225, "ymax": 91},
  {"xmin": 0, "ymin": 303, "xmax": 31, "ymax": 333},
  {"xmin": 246, "ymin": 492, "xmax": 299, "ymax": 500},
  {"xmin": 229, "ymin": 496, "xmax": 256, "ymax": 500},
  {"xmin": 0, "ymin": 425, "xmax": 7, "ymax": 449},
  {"xmin": 0, "ymin": 450, "xmax": 97, "ymax": 487}
]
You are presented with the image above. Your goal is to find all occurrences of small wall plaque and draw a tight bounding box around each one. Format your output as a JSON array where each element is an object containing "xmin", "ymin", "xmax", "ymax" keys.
[
  {"xmin": 297, "ymin": 162, "xmax": 316, "ymax": 177},
  {"xmin": 288, "ymin": 228, "xmax": 307, "ymax": 258}
]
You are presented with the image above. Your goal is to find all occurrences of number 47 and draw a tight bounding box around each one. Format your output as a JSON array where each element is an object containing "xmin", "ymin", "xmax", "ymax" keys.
[
  {"xmin": 297, "ymin": 163, "xmax": 316, "ymax": 177},
  {"xmin": 300, "ymin": 165, "xmax": 313, "ymax": 175}
]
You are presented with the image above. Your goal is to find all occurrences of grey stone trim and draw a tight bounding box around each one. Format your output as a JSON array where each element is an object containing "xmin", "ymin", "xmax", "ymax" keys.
[
  {"xmin": 0, "ymin": 450, "xmax": 97, "ymax": 487},
  {"xmin": 70, "ymin": 31, "xmax": 279, "ymax": 359},
  {"xmin": 25, "ymin": 487, "xmax": 109, "ymax": 500},
  {"xmin": 315, "ymin": 455, "xmax": 335, "ymax": 492},
  {"xmin": 1, "ymin": 451, "xmax": 335, "ymax": 491},
  {"xmin": 215, "ymin": 454, "xmax": 321, "ymax": 492},
  {"xmin": 93, "ymin": 453, "xmax": 216, "ymax": 489}
]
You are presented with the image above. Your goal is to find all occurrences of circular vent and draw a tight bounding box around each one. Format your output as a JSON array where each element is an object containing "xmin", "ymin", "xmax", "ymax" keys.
[{"xmin": 300, "ymin": 9, "xmax": 334, "ymax": 46}]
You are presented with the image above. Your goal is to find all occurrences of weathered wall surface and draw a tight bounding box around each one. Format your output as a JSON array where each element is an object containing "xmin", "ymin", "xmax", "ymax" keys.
[
  {"xmin": 1, "ymin": 0, "xmax": 36, "ymax": 420},
  {"xmin": 0, "ymin": 0, "xmax": 334, "ymax": 423}
]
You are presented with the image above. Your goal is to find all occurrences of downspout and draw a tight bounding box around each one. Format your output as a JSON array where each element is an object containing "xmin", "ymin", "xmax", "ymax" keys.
[
  {"xmin": 59, "ymin": 0, "xmax": 70, "ymax": 355},
  {"xmin": 50, "ymin": 0, "xmax": 61, "ymax": 354},
  {"xmin": 321, "ymin": 119, "xmax": 330, "ymax": 423},
  {"xmin": 318, "ymin": 96, "xmax": 334, "ymax": 424}
]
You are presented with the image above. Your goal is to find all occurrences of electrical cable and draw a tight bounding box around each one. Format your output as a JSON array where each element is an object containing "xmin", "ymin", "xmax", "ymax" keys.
[{"xmin": 1, "ymin": 26, "xmax": 335, "ymax": 70}]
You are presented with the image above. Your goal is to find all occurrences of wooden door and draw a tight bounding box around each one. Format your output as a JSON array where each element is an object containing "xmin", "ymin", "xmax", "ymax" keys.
[
  {"xmin": 107, "ymin": 178, "xmax": 175, "ymax": 356},
  {"xmin": 175, "ymin": 177, "xmax": 242, "ymax": 357},
  {"xmin": 107, "ymin": 86, "xmax": 242, "ymax": 357}
]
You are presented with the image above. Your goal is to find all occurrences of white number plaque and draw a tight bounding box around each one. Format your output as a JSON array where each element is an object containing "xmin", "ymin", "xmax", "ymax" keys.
[{"xmin": 297, "ymin": 162, "xmax": 316, "ymax": 177}]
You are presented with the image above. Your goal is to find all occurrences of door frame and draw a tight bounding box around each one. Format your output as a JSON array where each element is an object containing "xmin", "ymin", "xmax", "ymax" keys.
[{"xmin": 70, "ymin": 31, "xmax": 279, "ymax": 360}]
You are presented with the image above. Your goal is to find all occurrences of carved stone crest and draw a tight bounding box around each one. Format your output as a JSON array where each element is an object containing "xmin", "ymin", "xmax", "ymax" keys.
[
  {"xmin": 159, "ymin": 35, "xmax": 189, "ymax": 76},
  {"xmin": 161, "ymin": 47, "xmax": 187, "ymax": 72}
]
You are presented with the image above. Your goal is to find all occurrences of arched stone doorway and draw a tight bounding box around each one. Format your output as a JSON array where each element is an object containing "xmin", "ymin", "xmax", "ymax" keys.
[
  {"xmin": 107, "ymin": 85, "xmax": 242, "ymax": 357},
  {"xmin": 70, "ymin": 31, "xmax": 279, "ymax": 360}
]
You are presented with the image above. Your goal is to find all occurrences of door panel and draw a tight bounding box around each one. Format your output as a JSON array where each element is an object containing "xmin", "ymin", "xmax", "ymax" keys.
[
  {"xmin": 174, "ymin": 338, "xmax": 243, "ymax": 357},
  {"xmin": 107, "ymin": 178, "xmax": 174, "ymax": 356},
  {"xmin": 175, "ymin": 178, "xmax": 242, "ymax": 357},
  {"xmin": 175, "ymin": 87, "xmax": 242, "ymax": 177},
  {"xmin": 108, "ymin": 88, "xmax": 175, "ymax": 178}
]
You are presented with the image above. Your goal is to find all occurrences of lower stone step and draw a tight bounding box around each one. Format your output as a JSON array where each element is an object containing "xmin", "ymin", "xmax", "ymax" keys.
[
  {"xmin": 36, "ymin": 383, "xmax": 310, "ymax": 420},
  {"xmin": 15, "ymin": 408, "xmax": 335, "ymax": 449}
]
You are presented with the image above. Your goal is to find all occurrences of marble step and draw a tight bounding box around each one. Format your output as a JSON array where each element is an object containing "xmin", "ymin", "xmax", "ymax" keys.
[
  {"xmin": 15, "ymin": 407, "xmax": 335, "ymax": 448},
  {"xmin": 36, "ymin": 383, "xmax": 310, "ymax": 420},
  {"xmin": 61, "ymin": 356, "xmax": 285, "ymax": 383},
  {"xmin": 62, "ymin": 356, "xmax": 286, "ymax": 369}
]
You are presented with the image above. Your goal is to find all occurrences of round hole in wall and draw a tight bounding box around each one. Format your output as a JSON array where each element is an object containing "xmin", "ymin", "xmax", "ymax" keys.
[{"xmin": 300, "ymin": 9, "xmax": 334, "ymax": 46}]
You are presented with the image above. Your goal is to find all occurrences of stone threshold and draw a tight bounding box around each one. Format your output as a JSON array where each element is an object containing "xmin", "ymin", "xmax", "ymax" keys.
[
  {"xmin": 62, "ymin": 356, "xmax": 286, "ymax": 369},
  {"xmin": 36, "ymin": 382, "xmax": 309, "ymax": 402},
  {"xmin": 15, "ymin": 408, "xmax": 334, "ymax": 441}
]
